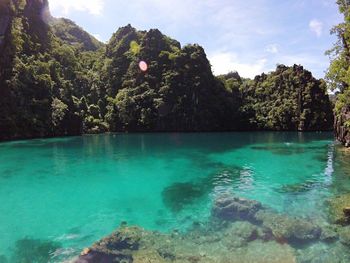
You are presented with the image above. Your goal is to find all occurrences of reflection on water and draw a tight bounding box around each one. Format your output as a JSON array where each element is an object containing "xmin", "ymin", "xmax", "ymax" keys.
[{"xmin": 0, "ymin": 132, "xmax": 349, "ymax": 262}]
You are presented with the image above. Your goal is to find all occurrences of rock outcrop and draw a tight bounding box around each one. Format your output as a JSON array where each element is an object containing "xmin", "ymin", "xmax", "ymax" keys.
[
  {"xmin": 339, "ymin": 226, "xmax": 350, "ymax": 247},
  {"xmin": 212, "ymin": 194, "xmax": 324, "ymax": 244},
  {"xmin": 75, "ymin": 225, "xmax": 297, "ymax": 263},
  {"xmin": 75, "ymin": 194, "xmax": 350, "ymax": 263},
  {"xmin": 335, "ymin": 106, "xmax": 350, "ymax": 147},
  {"xmin": 327, "ymin": 193, "xmax": 350, "ymax": 225},
  {"xmin": 212, "ymin": 195, "xmax": 262, "ymax": 222},
  {"xmin": 254, "ymin": 210, "xmax": 322, "ymax": 243}
]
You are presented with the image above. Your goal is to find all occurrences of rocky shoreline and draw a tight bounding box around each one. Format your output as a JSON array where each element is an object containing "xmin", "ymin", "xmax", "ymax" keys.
[
  {"xmin": 335, "ymin": 106, "xmax": 350, "ymax": 147},
  {"xmin": 74, "ymin": 194, "xmax": 350, "ymax": 263}
]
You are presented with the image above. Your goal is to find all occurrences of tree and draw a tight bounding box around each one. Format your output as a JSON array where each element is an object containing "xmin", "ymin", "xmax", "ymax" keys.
[{"xmin": 327, "ymin": 0, "xmax": 350, "ymax": 146}]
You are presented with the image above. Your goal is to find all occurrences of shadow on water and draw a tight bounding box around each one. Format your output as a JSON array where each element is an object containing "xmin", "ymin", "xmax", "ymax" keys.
[
  {"xmin": 0, "ymin": 132, "xmax": 334, "ymax": 157},
  {"xmin": 276, "ymin": 181, "xmax": 323, "ymax": 194},
  {"xmin": 162, "ymin": 182, "xmax": 208, "ymax": 212},
  {"xmin": 162, "ymin": 165, "xmax": 245, "ymax": 212},
  {"xmin": 0, "ymin": 255, "xmax": 7, "ymax": 263},
  {"xmin": 0, "ymin": 170, "xmax": 14, "ymax": 179},
  {"xmin": 9, "ymin": 238, "xmax": 61, "ymax": 263},
  {"xmin": 251, "ymin": 145, "xmax": 327, "ymax": 156}
]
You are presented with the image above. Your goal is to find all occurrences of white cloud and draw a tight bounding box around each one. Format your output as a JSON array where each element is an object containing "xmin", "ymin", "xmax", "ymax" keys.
[
  {"xmin": 48, "ymin": 0, "xmax": 105, "ymax": 16},
  {"xmin": 265, "ymin": 44, "xmax": 279, "ymax": 54},
  {"xmin": 309, "ymin": 19, "xmax": 323, "ymax": 37},
  {"xmin": 209, "ymin": 52, "xmax": 269, "ymax": 78}
]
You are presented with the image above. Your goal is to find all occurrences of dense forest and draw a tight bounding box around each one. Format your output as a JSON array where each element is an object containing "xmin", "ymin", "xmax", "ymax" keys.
[
  {"xmin": 327, "ymin": 0, "xmax": 350, "ymax": 147},
  {"xmin": 0, "ymin": 0, "xmax": 334, "ymax": 141}
]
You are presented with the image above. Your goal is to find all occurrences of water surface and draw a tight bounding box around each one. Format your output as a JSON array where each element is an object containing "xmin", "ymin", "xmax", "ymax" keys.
[{"xmin": 0, "ymin": 132, "xmax": 347, "ymax": 262}]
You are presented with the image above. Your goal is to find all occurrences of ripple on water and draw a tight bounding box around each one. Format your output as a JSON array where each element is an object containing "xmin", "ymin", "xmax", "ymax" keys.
[{"xmin": 0, "ymin": 132, "xmax": 341, "ymax": 262}]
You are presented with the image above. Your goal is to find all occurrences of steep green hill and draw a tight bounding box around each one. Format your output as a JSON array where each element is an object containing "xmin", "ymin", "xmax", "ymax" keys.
[
  {"xmin": 238, "ymin": 65, "xmax": 333, "ymax": 131},
  {"xmin": 101, "ymin": 25, "xmax": 241, "ymax": 131},
  {"xmin": 326, "ymin": 1, "xmax": 350, "ymax": 146},
  {"xmin": 50, "ymin": 18, "xmax": 103, "ymax": 51},
  {"xmin": 0, "ymin": 0, "xmax": 334, "ymax": 141}
]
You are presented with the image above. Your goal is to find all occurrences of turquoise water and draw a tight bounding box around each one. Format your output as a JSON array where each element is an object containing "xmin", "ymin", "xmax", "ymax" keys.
[{"xmin": 0, "ymin": 132, "xmax": 347, "ymax": 261}]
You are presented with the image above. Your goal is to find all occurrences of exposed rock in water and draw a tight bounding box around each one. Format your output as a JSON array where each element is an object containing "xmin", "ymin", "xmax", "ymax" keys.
[
  {"xmin": 326, "ymin": 194, "xmax": 350, "ymax": 225},
  {"xmin": 76, "ymin": 195, "xmax": 350, "ymax": 263},
  {"xmin": 335, "ymin": 106, "xmax": 350, "ymax": 147},
  {"xmin": 76, "ymin": 227, "xmax": 141, "ymax": 263},
  {"xmin": 76, "ymin": 225, "xmax": 297, "ymax": 263},
  {"xmin": 212, "ymin": 194, "xmax": 262, "ymax": 222}
]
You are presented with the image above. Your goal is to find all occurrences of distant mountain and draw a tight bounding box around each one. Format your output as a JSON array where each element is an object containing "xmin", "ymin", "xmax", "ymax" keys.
[
  {"xmin": 0, "ymin": 0, "xmax": 334, "ymax": 141},
  {"xmin": 50, "ymin": 18, "xmax": 103, "ymax": 51}
]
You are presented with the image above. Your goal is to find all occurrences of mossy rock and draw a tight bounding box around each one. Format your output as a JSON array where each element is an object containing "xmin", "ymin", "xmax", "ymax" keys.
[
  {"xmin": 326, "ymin": 194, "xmax": 350, "ymax": 225},
  {"xmin": 339, "ymin": 226, "xmax": 350, "ymax": 246},
  {"xmin": 254, "ymin": 211, "xmax": 321, "ymax": 243},
  {"xmin": 77, "ymin": 227, "xmax": 144, "ymax": 262}
]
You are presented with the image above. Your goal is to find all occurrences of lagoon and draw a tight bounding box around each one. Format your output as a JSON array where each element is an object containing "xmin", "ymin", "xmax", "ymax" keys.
[{"xmin": 0, "ymin": 132, "xmax": 349, "ymax": 262}]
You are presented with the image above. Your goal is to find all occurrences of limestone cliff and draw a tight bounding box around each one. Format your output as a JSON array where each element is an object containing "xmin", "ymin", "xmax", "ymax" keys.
[{"xmin": 335, "ymin": 106, "xmax": 350, "ymax": 147}]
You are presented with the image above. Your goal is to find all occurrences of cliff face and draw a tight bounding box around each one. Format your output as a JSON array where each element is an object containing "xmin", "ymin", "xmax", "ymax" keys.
[
  {"xmin": 335, "ymin": 106, "xmax": 350, "ymax": 147},
  {"xmin": 0, "ymin": 1, "xmax": 11, "ymax": 41},
  {"xmin": 0, "ymin": 1, "xmax": 335, "ymax": 141},
  {"xmin": 0, "ymin": 0, "xmax": 98, "ymax": 140},
  {"xmin": 237, "ymin": 65, "xmax": 334, "ymax": 131},
  {"xmin": 102, "ymin": 25, "xmax": 241, "ymax": 132}
]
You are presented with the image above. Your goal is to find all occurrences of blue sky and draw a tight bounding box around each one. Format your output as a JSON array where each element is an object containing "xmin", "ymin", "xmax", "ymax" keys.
[{"xmin": 48, "ymin": 0, "xmax": 342, "ymax": 79}]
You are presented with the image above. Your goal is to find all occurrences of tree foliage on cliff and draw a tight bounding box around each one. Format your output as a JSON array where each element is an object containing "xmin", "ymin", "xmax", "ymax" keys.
[
  {"xmin": 0, "ymin": 0, "xmax": 105, "ymax": 139},
  {"xmin": 326, "ymin": 0, "xmax": 350, "ymax": 145},
  {"xmin": 102, "ymin": 25, "xmax": 241, "ymax": 131},
  {"xmin": 0, "ymin": 0, "xmax": 334, "ymax": 141},
  {"xmin": 239, "ymin": 65, "xmax": 333, "ymax": 131}
]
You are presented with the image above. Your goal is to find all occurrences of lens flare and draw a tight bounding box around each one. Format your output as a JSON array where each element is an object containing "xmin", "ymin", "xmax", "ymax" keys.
[{"xmin": 139, "ymin": 61, "xmax": 148, "ymax": 72}]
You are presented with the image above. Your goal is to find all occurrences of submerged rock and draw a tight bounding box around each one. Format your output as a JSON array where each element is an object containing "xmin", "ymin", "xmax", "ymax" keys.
[
  {"xmin": 254, "ymin": 211, "xmax": 321, "ymax": 243},
  {"xmin": 223, "ymin": 221, "xmax": 259, "ymax": 248},
  {"xmin": 326, "ymin": 194, "xmax": 350, "ymax": 225},
  {"xmin": 77, "ymin": 225, "xmax": 297, "ymax": 263},
  {"xmin": 319, "ymin": 225, "xmax": 339, "ymax": 243},
  {"xmin": 230, "ymin": 240, "xmax": 297, "ymax": 263},
  {"xmin": 296, "ymin": 242, "xmax": 350, "ymax": 263},
  {"xmin": 0, "ymin": 255, "xmax": 7, "ymax": 263},
  {"xmin": 162, "ymin": 182, "xmax": 208, "ymax": 212},
  {"xmin": 11, "ymin": 238, "xmax": 61, "ymax": 263},
  {"xmin": 277, "ymin": 181, "xmax": 320, "ymax": 194},
  {"xmin": 339, "ymin": 226, "xmax": 350, "ymax": 246},
  {"xmin": 77, "ymin": 194, "xmax": 347, "ymax": 263},
  {"xmin": 212, "ymin": 195, "xmax": 262, "ymax": 222}
]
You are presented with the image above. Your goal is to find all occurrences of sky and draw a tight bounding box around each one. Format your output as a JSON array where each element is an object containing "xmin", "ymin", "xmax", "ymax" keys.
[{"xmin": 48, "ymin": 0, "xmax": 342, "ymax": 79}]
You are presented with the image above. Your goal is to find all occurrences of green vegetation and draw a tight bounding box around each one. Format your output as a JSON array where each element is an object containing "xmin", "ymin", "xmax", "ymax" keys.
[
  {"xmin": 327, "ymin": 0, "xmax": 350, "ymax": 146},
  {"xmin": 238, "ymin": 65, "xmax": 333, "ymax": 131},
  {"xmin": 0, "ymin": 0, "xmax": 334, "ymax": 141},
  {"xmin": 50, "ymin": 18, "xmax": 103, "ymax": 52}
]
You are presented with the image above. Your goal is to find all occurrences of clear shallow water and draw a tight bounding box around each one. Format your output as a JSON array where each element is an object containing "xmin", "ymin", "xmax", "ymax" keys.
[{"xmin": 0, "ymin": 132, "xmax": 348, "ymax": 261}]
